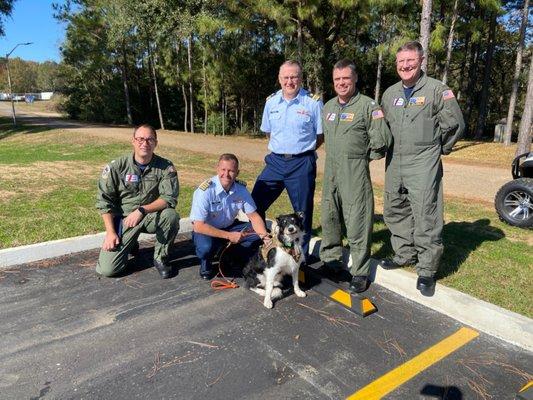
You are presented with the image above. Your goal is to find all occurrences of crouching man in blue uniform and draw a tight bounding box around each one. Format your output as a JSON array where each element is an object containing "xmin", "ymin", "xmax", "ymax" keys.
[
  {"xmin": 190, "ymin": 154, "xmax": 271, "ymax": 280},
  {"xmin": 251, "ymin": 60, "xmax": 323, "ymax": 261}
]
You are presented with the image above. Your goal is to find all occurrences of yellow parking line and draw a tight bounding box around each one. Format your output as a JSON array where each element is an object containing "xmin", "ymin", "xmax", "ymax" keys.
[{"xmin": 347, "ymin": 327, "xmax": 479, "ymax": 400}]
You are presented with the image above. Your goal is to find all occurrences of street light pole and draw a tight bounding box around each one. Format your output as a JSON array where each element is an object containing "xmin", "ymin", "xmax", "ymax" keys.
[
  {"xmin": 5, "ymin": 42, "xmax": 33, "ymax": 126},
  {"xmin": 6, "ymin": 56, "xmax": 15, "ymax": 125}
]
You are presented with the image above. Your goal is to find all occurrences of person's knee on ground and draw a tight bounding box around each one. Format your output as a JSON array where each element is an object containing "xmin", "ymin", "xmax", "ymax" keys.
[{"xmin": 96, "ymin": 251, "xmax": 128, "ymax": 277}]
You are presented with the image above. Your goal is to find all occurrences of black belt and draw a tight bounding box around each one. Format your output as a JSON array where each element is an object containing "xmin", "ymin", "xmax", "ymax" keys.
[{"xmin": 272, "ymin": 150, "xmax": 314, "ymax": 159}]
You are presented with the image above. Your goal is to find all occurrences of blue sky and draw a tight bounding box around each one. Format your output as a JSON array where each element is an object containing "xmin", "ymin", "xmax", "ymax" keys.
[{"xmin": 0, "ymin": 0, "xmax": 66, "ymax": 63}]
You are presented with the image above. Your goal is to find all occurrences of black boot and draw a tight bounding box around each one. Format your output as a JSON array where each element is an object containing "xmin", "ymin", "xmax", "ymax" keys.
[
  {"xmin": 154, "ymin": 260, "xmax": 173, "ymax": 279},
  {"xmin": 416, "ymin": 276, "xmax": 436, "ymax": 296},
  {"xmin": 349, "ymin": 276, "xmax": 369, "ymax": 293}
]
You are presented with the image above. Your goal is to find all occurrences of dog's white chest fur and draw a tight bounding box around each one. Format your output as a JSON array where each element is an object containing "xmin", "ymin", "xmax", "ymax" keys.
[{"xmin": 243, "ymin": 212, "xmax": 308, "ymax": 309}]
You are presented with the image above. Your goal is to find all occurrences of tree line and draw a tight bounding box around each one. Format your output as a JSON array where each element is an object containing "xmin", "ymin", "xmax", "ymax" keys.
[
  {"xmin": 1, "ymin": 0, "xmax": 532, "ymax": 153},
  {"xmin": 0, "ymin": 59, "xmax": 62, "ymax": 93}
]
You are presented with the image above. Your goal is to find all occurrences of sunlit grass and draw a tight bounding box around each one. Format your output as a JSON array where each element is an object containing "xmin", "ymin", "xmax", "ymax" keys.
[{"xmin": 0, "ymin": 125, "xmax": 531, "ymax": 317}]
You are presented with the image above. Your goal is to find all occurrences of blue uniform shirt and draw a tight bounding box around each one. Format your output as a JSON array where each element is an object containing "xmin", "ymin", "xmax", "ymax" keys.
[
  {"xmin": 190, "ymin": 176, "xmax": 257, "ymax": 229},
  {"xmin": 260, "ymin": 88, "xmax": 323, "ymax": 154}
]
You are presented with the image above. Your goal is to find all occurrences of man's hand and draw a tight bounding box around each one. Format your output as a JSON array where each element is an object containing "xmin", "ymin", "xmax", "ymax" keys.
[
  {"xmin": 226, "ymin": 230, "xmax": 251, "ymax": 244},
  {"xmin": 123, "ymin": 209, "xmax": 144, "ymax": 228},
  {"xmin": 262, "ymin": 234, "xmax": 273, "ymax": 247},
  {"xmin": 102, "ymin": 231, "xmax": 120, "ymax": 251}
]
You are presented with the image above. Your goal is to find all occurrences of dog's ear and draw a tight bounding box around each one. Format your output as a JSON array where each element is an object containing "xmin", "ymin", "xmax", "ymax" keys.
[
  {"xmin": 296, "ymin": 211, "xmax": 305, "ymax": 220},
  {"xmin": 273, "ymin": 224, "xmax": 280, "ymax": 235}
]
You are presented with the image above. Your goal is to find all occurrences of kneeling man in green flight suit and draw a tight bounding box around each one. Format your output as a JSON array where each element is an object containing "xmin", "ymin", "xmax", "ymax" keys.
[
  {"xmin": 320, "ymin": 59, "xmax": 392, "ymax": 293},
  {"xmin": 95, "ymin": 124, "xmax": 180, "ymax": 279},
  {"xmin": 380, "ymin": 41, "xmax": 465, "ymax": 295}
]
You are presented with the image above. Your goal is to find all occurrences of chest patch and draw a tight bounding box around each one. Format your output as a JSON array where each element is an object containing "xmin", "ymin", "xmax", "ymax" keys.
[
  {"xmin": 125, "ymin": 174, "xmax": 139, "ymax": 183},
  {"xmin": 340, "ymin": 113, "xmax": 354, "ymax": 122},
  {"xmin": 326, "ymin": 112, "xmax": 336, "ymax": 121},
  {"xmin": 393, "ymin": 98, "xmax": 405, "ymax": 106},
  {"xmin": 409, "ymin": 96, "xmax": 426, "ymax": 105}
]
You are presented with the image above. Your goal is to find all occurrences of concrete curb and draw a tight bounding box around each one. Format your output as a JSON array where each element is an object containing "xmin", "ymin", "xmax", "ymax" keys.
[
  {"xmin": 1, "ymin": 221, "xmax": 531, "ymax": 352},
  {"xmin": 0, "ymin": 219, "xmax": 193, "ymax": 268},
  {"xmin": 308, "ymin": 236, "xmax": 532, "ymax": 352}
]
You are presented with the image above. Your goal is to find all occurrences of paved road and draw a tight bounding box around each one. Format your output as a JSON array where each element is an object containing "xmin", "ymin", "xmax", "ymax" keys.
[
  {"xmin": 0, "ymin": 103, "xmax": 511, "ymax": 204},
  {"xmin": 1, "ymin": 240, "xmax": 531, "ymax": 399}
]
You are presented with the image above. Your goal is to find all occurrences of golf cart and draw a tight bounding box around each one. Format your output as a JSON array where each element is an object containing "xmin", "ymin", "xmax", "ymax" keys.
[{"xmin": 494, "ymin": 152, "xmax": 533, "ymax": 228}]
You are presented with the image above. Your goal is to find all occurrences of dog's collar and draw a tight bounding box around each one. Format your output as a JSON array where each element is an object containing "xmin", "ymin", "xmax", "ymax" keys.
[{"xmin": 261, "ymin": 236, "xmax": 301, "ymax": 262}]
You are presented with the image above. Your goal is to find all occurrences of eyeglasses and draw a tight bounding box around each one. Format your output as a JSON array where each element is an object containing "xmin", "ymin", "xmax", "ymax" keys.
[{"xmin": 134, "ymin": 137, "xmax": 156, "ymax": 145}]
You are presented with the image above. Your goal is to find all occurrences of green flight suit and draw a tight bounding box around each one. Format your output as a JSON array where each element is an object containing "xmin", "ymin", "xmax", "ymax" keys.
[
  {"xmin": 320, "ymin": 92, "xmax": 392, "ymax": 277},
  {"xmin": 95, "ymin": 153, "xmax": 179, "ymax": 276},
  {"xmin": 381, "ymin": 72, "xmax": 465, "ymax": 277}
]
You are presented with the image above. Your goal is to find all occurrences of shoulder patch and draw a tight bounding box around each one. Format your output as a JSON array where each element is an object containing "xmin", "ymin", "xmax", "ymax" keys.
[
  {"xmin": 308, "ymin": 93, "xmax": 321, "ymax": 101},
  {"xmin": 167, "ymin": 164, "xmax": 177, "ymax": 173},
  {"xmin": 199, "ymin": 179, "xmax": 212, "ymax": 191},
  {"xmin": 266, "ymin": 92, "xmax": 275, "ymax": 100},
  {"xmin": 372, "ymin": 109, "xmax": 384, "ymax": 120},
  {"xmin": 442, "ymin": 89, "xmax": 455, "ymax": 100},
  {"xmin": 235, "ymin": 179, "xmax": 247, "ymax": 187},
  {"xmin": 101, "ymin": 164, "xmax": 111, "ymax": 179}
]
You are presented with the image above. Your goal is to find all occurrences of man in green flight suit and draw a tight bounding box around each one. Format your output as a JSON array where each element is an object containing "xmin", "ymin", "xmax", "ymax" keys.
[
  {"xmin": 320, "ymin": 59, "xmax": 392, "ymax": 293},
  {"xmin": 380, "ymin": 41, "xmax": 465, "ymax": 295},
  {"xmin": 96, "ymin": 124, "xmax": 180, "ymax": 279}
]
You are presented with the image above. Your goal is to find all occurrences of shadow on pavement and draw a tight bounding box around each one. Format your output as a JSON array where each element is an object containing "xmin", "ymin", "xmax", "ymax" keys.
[{"xmin": 420, "ymin": 384, "xmax": 463, "ymax": 399}]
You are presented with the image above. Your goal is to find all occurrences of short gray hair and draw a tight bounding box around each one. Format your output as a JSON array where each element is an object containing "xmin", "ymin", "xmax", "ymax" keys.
[
  {"xmin": 279, "ymin": 60, "xmax": 302, "ymax": 76},
  {"xmin": 133, "ymin": 124, "xmax": 157, "ymax": 139},
  {"xmin": 333, "ymin": 59, "xmax": 358, "ymax": 78},
  {"xmin": 397, "ymin": 41, "xmax": 424, "ymax": 57}
]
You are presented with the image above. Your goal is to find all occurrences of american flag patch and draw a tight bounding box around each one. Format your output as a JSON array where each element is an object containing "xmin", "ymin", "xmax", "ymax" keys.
[
  {"xmin": 442, "ymin": 89, "xmax": 455, "ymax": 100},
  {"xmin": 372, "ymin": 109, "xmax": 384, "ymax": 119}
]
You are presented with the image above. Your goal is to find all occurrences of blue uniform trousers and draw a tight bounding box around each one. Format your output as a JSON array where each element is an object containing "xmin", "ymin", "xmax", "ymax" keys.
[
  {"xmin": 193, "ymin": 221, "xmax": 262, "ymax": 274},
  {"xmin": 251, "ymin": 151, "xmax": 316, "ymax": 257}
]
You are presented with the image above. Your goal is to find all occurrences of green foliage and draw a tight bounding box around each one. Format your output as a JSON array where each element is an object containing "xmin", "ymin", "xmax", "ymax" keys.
[
  {"xmin": 0, "ymin": 58, "xmax": 62, "ymax": 93},
  {"xmin": 48, "ymin": 0, "xmax": 531, "ymax": 139},
  {"xmin": 430, "ymin": 21, "xmax": 447, "ymax": 54},
  {"xmin": 0, "ymin": 0, "xmax": 14, "ymax": 36}
]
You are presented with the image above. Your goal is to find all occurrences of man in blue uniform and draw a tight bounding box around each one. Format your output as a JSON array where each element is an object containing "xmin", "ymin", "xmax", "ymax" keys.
[
  {"xmin": 251, "ymin": 60, "xmax": 323, "ymax": 260},
  {"xmin": 190, "ymin": 153, "xmax": 271, "ymax": 280}
]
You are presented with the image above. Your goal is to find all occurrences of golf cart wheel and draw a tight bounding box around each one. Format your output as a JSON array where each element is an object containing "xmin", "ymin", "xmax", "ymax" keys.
[{"xmin": 495, "ymin": 178, "xmax": 533, "ymax": 228}]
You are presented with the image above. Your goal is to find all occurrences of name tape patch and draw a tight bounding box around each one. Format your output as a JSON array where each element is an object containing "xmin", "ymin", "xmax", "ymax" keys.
[
  {"xmin": 340, "ymin": 113, "xmax": 354, "ymax": 122},
  {"xmin": 125, "ymin": 174, "xmax": 139, "ymax": 183}
]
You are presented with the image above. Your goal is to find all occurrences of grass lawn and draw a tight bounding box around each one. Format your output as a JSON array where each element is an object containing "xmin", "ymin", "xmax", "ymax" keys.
[{"xmin": 0, "ymin": 121, "xmax": 531, "ymax": 318}]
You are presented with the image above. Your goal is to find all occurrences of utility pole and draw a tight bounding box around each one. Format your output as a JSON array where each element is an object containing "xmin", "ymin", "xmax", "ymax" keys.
[{"xmin": 4, "ymin": 42, "xmax": 33, "ymax": 126}]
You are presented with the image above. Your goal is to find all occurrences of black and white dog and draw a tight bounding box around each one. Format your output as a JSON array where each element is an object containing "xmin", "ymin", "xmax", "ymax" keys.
[{"xmin": 243, "ymin": 212, "xmax": 307, "ymax": 309}]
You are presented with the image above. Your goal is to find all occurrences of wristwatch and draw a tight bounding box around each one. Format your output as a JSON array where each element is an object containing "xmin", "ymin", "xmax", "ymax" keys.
[{"xmin": 138, "ymin": 206, "xmax": 147, "ymax": 216}]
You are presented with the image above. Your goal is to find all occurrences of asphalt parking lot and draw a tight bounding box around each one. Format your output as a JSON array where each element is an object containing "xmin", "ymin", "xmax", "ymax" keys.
[{"xmin": 1, "ymin": 238, "xmax": 531, "ymax": 399}]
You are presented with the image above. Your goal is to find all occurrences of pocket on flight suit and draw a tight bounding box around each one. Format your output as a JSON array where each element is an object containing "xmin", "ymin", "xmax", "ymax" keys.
[
  {"xmin": 344, "ymin": 117, "xmax": 368, "ymax": 157},
  {"xmin": 411, "ymin": 104, "xmax": 436, "ymax": 145}
]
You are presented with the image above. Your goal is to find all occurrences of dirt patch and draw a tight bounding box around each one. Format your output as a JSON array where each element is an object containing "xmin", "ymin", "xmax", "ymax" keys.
[
  {"xmin": 0, "ymin": 159, "xmax": 221, "ymax": 201},
  {"xmin": 0, "ymin": 161, "xmax": 101, "ymax": 199}
]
